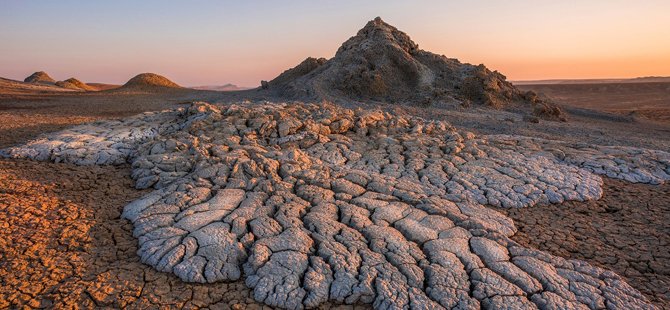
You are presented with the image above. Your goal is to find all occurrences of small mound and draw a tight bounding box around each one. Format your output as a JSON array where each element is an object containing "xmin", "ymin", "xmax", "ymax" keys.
[
  {"xmin": 122, "ymin": 73, "xmax": 181, "ymax": 89},
  {"xmin": 55, "ymin": 78, "xmax": 96, "ymax": 91},
  {"xmin": 24, "ymin": 71, "xmax": 56, "ymax": 84}
]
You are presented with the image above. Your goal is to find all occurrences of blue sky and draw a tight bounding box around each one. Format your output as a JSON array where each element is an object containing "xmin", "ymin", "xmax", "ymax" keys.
[{"xmin": 2, "ymin": 0, "xmax": 669, "ymax": 86}]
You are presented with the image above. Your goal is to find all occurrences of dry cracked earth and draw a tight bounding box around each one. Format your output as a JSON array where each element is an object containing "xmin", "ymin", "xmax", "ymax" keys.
[
  {"xmin": 0, "ymin": 159, "xmax": 271, "ymax": 309},
  {"xmin": 503, "ymin": 178, "xmax": 670, "ymax": 308},
  {"xmin": 1, "ymin": 101, "xmax": 669, "ymax": 309}
]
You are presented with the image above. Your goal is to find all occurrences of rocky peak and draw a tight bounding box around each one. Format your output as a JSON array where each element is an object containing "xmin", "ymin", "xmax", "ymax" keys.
[
  {"xmin": 338, "ymin": 17, "xmax": 418, "ymax": 55},
  {"xmin": 264, "ymin": 17, "xmax": 565, "ymax": 121}
]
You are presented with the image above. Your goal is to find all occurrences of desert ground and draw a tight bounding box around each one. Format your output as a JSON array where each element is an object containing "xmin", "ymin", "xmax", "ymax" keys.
[
  {"xmin": 1, "ymin": 18, "xmax": 669, "ymax": 310},
  {"xmin": 1, "ymin": 80, "xmax": 668, "ymax": 309},
  {"xmin": 518, "ymin": 81, "xmax": 670, "ymax": 123}
]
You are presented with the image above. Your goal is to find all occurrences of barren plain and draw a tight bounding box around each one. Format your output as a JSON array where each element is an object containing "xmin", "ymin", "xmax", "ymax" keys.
[{"xmin": 0, "ymin": 82, "xmax": 668, "ymax": 309}]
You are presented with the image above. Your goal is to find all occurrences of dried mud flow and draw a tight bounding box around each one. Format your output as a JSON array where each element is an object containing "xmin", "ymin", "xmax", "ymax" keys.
[
  {"xmin": 3, "ymin": 101, "xmax": 668, "ymax": 309},
  {"xmin": 1, "ymin": 156, "xmax": 668, "ymax": 309},
  {"xmin": 0, "ymin": 112, "xmax": 100, "ymax": 149},
  {"xmin": 501, "ymin": 178, "xmax": 670, "ymax": 308}
]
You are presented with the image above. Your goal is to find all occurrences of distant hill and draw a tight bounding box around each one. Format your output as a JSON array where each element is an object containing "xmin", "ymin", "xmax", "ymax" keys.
[
  {"xmin": 21, "ymin": 72, "xmax": 112, "ymax": 92},
  {"xmin": 120, "ymin": 73, "xmax": 181, "ymax": 90},
  {"xmin": 192, "ymin": 83, "xmax": 250, "ymax": 91},
  {"xmin": 627, "ymin": 76, "xmax": 670, "ymax": 83},
  {"xmin": 512, "ymin": 76, "xmax": 670, "ymax": 85},
  {"xmin": 55, "ymin": 78, "xmax": 96, "ymax": 91},
  {"xmin": 24, "ymin": 71, "xmax": 56, "ymax": 85},
  {"xmin": 0, "ymin": 77, "xmax": 75, "ymax": 95}
]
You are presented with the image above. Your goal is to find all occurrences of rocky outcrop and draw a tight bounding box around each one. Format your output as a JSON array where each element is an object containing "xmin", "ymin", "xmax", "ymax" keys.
[
  {"xmin": 268, "ymin": 57, "xmax": 327, "ymax": 96},
  {"xmin": 266, "ymin": 17, "xmax": 564, "ymax": 120},
  {"xmin": 24, "ymin": 71, "xmax": 56, "ymax": 84},
  {"xmin": 3, "ymin": 101, "xmax": 667, "ymax": 309}
]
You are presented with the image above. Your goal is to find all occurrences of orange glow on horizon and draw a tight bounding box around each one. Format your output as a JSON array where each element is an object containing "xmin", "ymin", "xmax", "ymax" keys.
[{"xmin": 1, "ymin": 1, "xmax": 669, "ymax": 86}]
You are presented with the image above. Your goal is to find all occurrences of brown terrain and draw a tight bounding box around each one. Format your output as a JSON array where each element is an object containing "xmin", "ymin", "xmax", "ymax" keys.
[
  {"xmin": 0, "ymin": 75, "xmax": 365, "ymax": 309},
  {"xmin": 502, "ymin": 178, "xmax": 670, "ymax": 307},
  {"xmin": 1, "ymin": 74, "xmax": 668, "ymax": 309},
  {"xmin": 0, "ymin": 74, "xmax": 252, "ymax": 149},
  {"xmin": 1, "ymin": 19, "xmax": 669, "ymax": 309},
  {"xmin": 518, "ymin": 81, "xmax": 670, "ymax": 122}
]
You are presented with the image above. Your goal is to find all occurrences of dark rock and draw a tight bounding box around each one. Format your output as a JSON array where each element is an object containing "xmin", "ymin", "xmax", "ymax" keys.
[{"xmin": 265, "ymin": 17, "xmax": 566, "ymax": 121}]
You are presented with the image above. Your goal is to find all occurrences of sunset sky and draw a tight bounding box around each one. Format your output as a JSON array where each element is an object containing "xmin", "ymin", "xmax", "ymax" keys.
[{"xmin": 1, "ymin": 0, "xmax": 669, "ymax": 87}]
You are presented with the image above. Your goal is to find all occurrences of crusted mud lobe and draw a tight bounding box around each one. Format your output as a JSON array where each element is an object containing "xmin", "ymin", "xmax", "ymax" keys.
[{"xmin": 3, "ymin": 102, "xmax": 669, "ymax": 309}]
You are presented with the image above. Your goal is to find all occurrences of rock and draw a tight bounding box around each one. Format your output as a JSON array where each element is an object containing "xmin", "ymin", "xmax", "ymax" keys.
[
  {"xmin": 269, "ymin": 57, "xmax": 326, "ymax": 88},
  {"xmin": 533, "ymin": 101, "xmax": 567, "ymax": 122},
  {"xmin": 266, "ymin": 17, "xmax": 565, "ymax": 120}
]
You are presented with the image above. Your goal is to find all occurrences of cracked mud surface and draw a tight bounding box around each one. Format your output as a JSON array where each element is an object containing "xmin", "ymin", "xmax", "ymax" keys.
[
  {"xmin": 0, "ymin": 159, "xmax": 270, "ymax": 309},
  {"xmin": 3, "ymin": 102, "xmax": 669, "ymax": 309},
  {"xmin": 502, "ymin": 178, "xmax": 670, "ymax": 308},
  {"xmin": 2, "ymin": 161, "xmax": 668, "ymax": 310}
]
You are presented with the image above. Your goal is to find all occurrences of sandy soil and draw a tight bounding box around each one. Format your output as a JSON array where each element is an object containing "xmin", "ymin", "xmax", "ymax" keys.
[{"xmin": 0, "ymin": 86, "xmax": 668, "ymax": 308}]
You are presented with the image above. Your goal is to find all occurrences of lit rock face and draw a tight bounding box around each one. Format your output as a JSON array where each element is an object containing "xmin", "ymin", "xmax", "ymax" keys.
[{"xmin": 3, "ymin": 102, "xmax": 668, "ymax": 309}]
